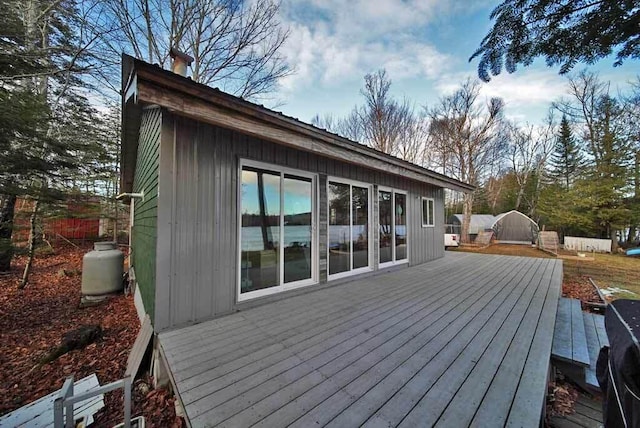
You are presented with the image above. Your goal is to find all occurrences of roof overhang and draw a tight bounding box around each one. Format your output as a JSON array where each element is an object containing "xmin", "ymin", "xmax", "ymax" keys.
[{"xmin": 120, "ymin": 54, "xmax": 474, "ymax": 194}]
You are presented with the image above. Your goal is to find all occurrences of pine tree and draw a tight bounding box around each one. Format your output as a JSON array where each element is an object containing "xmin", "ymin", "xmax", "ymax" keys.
[
  {"xmin": 0, "ymin": 0, "xmax": 109, "ymax": 276},
  {"xmin": 548, "ymin": 115, "xmax": 583, "ymax": 189},
  {"xmin": 471, "ymin": 0, "xmax": 640, "ymax": 81},
  {"xmin": 585, "ymin": 96, "xmax": 632, "ymax": 245}
]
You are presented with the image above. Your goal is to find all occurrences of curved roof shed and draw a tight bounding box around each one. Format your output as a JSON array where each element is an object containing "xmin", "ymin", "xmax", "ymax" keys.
[
  {"xmin": 491, "ymin": 210, "xmax": 539, "ymax": 244},
  {"xmin": 449, "ymin": 214, "xmax": 496, "ymax": 235}
]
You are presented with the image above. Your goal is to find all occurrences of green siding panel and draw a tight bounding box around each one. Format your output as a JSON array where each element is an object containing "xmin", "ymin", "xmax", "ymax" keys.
[{"xmin": 131, "ymin": 107, "xmax": 161, "ymax": 323}]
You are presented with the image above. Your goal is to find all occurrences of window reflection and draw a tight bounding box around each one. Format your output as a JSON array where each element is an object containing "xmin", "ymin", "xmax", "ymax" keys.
[
  {"xmin": 395, "ymin": 193, "xmax": 407, "ymax": 260},
  {"xmin": 283, "ymin": 175, "xmax": 312, "ymax": 283},
  {"xmin": 328, "ymin": 182, "xmax": 350, "ymax": 275},
  {"xmin": 352, "ymin": 186, "xmax": 369, "ymax": 269},
  {"xmin": 240, "ymin": 168, "xmax": 280, "ymax": 293},
  {"xmin": 379, "ymin": 191, "xmax": 392, "ymax": 264}
]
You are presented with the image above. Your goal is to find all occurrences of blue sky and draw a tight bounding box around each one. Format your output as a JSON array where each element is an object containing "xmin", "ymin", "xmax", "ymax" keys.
[{"xmin": 273, "ymin": 0, "xmax": 639, "ymax": 126}]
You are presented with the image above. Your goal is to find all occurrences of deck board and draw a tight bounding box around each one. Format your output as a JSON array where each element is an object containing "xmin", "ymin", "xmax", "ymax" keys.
[
  {"xmin": 584, "ymin": 312, "xmax": 609, "ymax": 388},
  {"xmin": 472, "ymin": 259, "xmax": 556, "ymax": 427},
  {"xmin": 159, "ymin": 252, "xmax": 562, "ymax": 428},
  {"xmin": 168, "ymin": 258, "xmax": 478, "ymax": 364},
  {"xmin": 552, "ymin": 298, "xmax": 590, "ymax": 367},
  {"xmin": 506, "ymin": 260, "xmax": 563, "ymax": 426},
  {"xmin": 176, "ymin": 256, "xmax": 491, "ymax": 390},
  {"xmin": 252, "ymin": 258, "xmax": 526, "ymax": 428},
  {"xmin": 187, "ymin": 256, "xmax": 509, "ymax": 423},
  {"xmin": 410, "ymin": 258, "xmax": 549, "ymax": 428}
]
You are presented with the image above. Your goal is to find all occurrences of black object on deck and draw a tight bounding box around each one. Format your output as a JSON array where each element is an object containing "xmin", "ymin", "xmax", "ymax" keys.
[{"xmin": 597, "ymin": 299, "xmax": 640, "ymax": 428}]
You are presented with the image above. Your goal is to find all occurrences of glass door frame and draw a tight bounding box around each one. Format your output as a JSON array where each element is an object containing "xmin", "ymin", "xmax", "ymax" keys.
[
  {"xmin": 378, "ymin": 186, "xmax": 409, "ymax": 268},
  {"xmin": 327, "ymin": 176, "xmax": 373, "ymax": 281},
  {"xmin": 237, "ymin": 159, "xmax": 319, "ymax": 302}
]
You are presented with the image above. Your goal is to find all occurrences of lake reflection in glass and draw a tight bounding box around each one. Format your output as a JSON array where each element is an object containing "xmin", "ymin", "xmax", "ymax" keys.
[
  {"xmin": 352, "ymin": 186, "xmax": 369, "ymax": 269},
  {"xmin": 379, "ymin": 190, "xmax": 392, "ymax": 264},
  {"xmin": 240, "ymin": 167, "xmax": 280, "ymax": 293},
  {"xmin": 329, "ymin": 182, "xmax": 350, "ymax": 275},
  {"xmin": 283, "ymin": 175, "xmax": 312, "ymax": 283}
]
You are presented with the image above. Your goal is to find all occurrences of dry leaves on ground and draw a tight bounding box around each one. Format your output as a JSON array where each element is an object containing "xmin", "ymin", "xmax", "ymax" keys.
[
  {"xmin": 562, "ymin": 275, "xmax": 603, "ymax": 310},
  {"xmin": 0, "ymin": 244, "xmax": 183, "ymax": 427},
  {"xmin": 547, "ymin": 380, "xmax": 579, "ymax": 417}
]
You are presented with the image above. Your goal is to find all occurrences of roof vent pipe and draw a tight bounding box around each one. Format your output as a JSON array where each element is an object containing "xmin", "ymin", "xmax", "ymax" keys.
[{"xmin": 169, "ymin": 48, "xmax": 194, "ymax": 77}]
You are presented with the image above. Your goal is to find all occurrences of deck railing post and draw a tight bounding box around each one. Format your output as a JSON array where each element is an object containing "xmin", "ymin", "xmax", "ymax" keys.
[
  {"xmin": 53, "ymin": 396, "xmax": 63, "ymax": 428},
  {"xmin": 53, "ymin": 376, "xmax": 133, "ymax": 428},
  {"xmin": 54, "ymin": 376, "xmax": 74, "ymax": 428},
  {"xmin": 123, "ymin": 376, "xmax": 132, "ymax": 428}
]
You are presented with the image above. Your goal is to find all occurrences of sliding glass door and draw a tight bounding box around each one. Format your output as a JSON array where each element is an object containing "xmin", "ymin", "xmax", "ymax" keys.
[
  {"xmin": 283, "ymin": 175, "xmax": 313, "ymax": 284},
  {"xmin": 328, "ymin": 179, "xmax": 371, "ymax": 278},
  {"xmin": 239, "ymin": 161, "xmax": 316, "ymax": 300},
  {"xmin": 379, "ymin": 188, "xmax": 408, "ymax": 266}
]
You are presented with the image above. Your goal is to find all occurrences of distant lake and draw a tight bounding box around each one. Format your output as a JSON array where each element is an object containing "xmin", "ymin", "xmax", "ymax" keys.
[
  {"xmin": 242, "ymin": 226, "xmax": 311, "ymax": 251},
  {"xmin": 241, "ymin": 225, "xmax": 406, "ymax": 251}
]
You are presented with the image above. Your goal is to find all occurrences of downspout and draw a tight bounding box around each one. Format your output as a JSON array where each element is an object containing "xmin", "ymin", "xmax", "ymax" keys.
[
  {"xmin": 115, "ymin": 192, "xmax": 144, "ymax": 248},
  {"xmin": 115, "ymin": 192, "xmax": 148, "ymax": 324}
]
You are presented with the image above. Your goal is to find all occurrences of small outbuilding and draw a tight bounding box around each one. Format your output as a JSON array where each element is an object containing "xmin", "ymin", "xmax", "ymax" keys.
[
  {"xmin": 491, "ymin": 210, "xmax": 539, "ymax": 244},
  {"xmin": 449, "ymin": 211, "xmax": 539, "ymax": 244},
  {"xmin": 448, "ymin": 214, "xmax": 496, "ymax": 238}
]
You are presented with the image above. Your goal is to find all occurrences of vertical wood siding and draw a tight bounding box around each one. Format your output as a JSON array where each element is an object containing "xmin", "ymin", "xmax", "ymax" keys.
[
  {"xmin": 156, "ymin": 114, "xmax": 446, "ymax": 330},
  {"xmin": 131, "ymin": 107, "xmax": 161, "ymax": 322}
]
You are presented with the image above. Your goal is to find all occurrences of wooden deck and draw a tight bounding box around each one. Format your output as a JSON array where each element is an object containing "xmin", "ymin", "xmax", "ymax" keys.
[{"xmin": 159, "ymin": 252, "xmax": 563, "ymax": 428}]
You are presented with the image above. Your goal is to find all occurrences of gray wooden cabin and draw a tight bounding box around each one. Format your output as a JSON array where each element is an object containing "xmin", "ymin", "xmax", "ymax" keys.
[{"xmin": 120, "ymin": 54, "xmax": 473, "ymax": 332}]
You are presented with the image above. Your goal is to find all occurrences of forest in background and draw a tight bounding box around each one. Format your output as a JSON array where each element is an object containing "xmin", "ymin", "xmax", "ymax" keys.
[{"xmin": 312, "ymin": 70, "xmax": 640, "ymax": 249}]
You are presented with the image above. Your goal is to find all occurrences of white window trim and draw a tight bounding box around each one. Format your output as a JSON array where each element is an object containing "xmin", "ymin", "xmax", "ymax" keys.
[
  {"xmin": 237, "ymin": 159, "xmax": 319, "ymax": 302},
  {"xmin": 421, "ymin": 197, "xmax": 435, "ymax": 228},
  {"xmin": 327, "ymin": 177, "xmax": 374, "ymax": 281},
  {"xmin": 378, "ymin": 187, "xmax": 409, "ymax": 268}
]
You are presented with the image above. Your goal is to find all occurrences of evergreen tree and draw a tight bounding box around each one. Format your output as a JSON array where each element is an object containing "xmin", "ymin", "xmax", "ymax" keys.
[
  {"xmin": 585, "ymin": 95, "xmax": 632, "ymax": 244},
  {"xmin": 548, "ymin": 115, "xmax": 584, "ymax": 188},
  {"xmin": 0, "ymin": 0, "xmax": 111, "ymax": 276},
  {"xmin": 471, "ymin": 0, "xmax": 640, "ymax": 81}
]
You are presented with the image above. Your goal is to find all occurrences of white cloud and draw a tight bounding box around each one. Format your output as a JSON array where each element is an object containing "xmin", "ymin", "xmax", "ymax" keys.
[
  {"xmin": 277, "ymin": 0, "xmax": 454, "ymax": 94},
  {"xmin": 433, "ymin": 66, "xmax": 640, "ymax": 124},
  {"xmin": 274, "ymin": 0, "xmax": 640, "ymax": 125},
  {"xmin": 431, "ymin": 69, "xmax": 568, "ymax": 123},
  {"xmin": 481, "ymin": 71, "xmax": 567, "ymax": 107}
]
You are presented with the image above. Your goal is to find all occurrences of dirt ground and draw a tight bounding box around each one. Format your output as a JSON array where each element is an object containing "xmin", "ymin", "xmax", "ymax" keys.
[
  {"xmin": 0, "ymin": 244, "xmax": 183, "ymax": 427},
  {"xmin": 451, "ymin": 244, "xmax": 640, "ymax": 303},
  {"xmin": 451, "ymin": 244, "xmax": 555, "ymax": 258}
]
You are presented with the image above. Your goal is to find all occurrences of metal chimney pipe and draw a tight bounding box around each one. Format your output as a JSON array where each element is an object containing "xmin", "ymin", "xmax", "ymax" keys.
[{"xmin": 169, "ymin": 48, "xmax": 194, "ymax": 77}]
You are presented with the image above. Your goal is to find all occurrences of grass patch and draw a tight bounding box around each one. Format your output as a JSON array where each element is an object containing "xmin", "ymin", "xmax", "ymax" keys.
[{"xmin": 563, "ymin": 253, "xmax": 640, "ymax": 298}]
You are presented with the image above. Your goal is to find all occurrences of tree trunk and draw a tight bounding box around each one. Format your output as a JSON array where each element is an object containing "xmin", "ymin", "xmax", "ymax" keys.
[
  {"xmin": 489, "ymin": 180, "xmax": 502, "ymax": 215},
  {"xmin": 461, "ymin": 192, "xmax": 474, "ymax": 244},
  {"xmin": 256, "ymin": 172, "xmax": 273, "ymax": 250},
  {"xmin": 0, "ymin": 195, "xmax": 17, "ymax": 272},
  {"xmin": 514, "ymin": 186, "xmax": 524, "ymax": 212},
  {"xmin": 630, "ymin": 150, "xmax": 640, "ymax": 244},
  {"xmin": 18, "ymin": 199, "xmax": 39, "ymax": 289},
  {"xmin": 609, "ymin": 225, "xmax": 618, "ymax": 253}
]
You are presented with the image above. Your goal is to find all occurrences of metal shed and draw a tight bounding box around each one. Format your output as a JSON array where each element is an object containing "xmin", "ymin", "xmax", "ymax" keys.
[
  {"xmin": 449, "ymin": 214, "xmax": 496, "ymax": 236},
  {"xmin": 491, "ymin": 210, "xmax": 539, "ymax": 244}
]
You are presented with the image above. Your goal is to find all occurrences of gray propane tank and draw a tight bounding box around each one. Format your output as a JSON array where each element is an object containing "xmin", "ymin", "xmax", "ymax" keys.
[{"xmin": 81, "ymin": 242, "xmax": 124, "ymax": 295}]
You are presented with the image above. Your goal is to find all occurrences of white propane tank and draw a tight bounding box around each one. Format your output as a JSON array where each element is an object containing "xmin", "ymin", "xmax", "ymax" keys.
[{"xmin": 81, "ymin": 242, "xmax": 124, "ymax": 295}]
